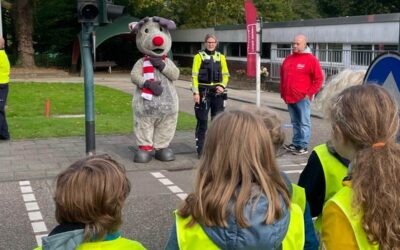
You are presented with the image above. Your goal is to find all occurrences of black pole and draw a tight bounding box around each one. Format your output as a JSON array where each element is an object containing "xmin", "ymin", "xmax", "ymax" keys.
[{"xmin": 80, "ymin": 22, "xmax": 96, "ymax": 155}]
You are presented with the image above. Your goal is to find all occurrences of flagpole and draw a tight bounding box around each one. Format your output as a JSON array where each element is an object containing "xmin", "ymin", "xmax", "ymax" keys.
[{"xmin": 256, "ymin": 17, "xmax": 261, "ymax": 107}]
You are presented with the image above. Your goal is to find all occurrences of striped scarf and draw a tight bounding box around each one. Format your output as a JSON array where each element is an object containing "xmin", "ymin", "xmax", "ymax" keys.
[{"xmin": 141, "ymin": 56, "xmax": 155, "ymax": 100}]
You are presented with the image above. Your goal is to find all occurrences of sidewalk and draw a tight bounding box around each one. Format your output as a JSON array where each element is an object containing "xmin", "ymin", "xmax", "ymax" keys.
[{"xmin": 0, "ymin": 70, "xmax": 316, "ymax": 182}]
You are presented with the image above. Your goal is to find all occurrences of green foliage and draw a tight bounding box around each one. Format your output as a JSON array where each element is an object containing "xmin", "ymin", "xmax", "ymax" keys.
[
  {"xmin": 317, "ymin": 0, "xmax": 400, "ymax": 17},
  {"xmin": 7, "ymin": 82, "xmax": 196, "ymax": 139},
  {"xmin": 179, "ymin": 67, "xmax": 192, "ymax": 76}
]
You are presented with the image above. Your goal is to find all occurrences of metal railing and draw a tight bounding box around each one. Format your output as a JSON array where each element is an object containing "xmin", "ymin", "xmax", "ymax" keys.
[{"xmin": 268, "ymin": 49, "xmax": 393, "ymax": 81}]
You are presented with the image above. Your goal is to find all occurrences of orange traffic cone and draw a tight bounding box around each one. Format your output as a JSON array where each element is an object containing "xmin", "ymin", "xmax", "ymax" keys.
[{"xmin": 45, "ymin": 97, "xmax": 50, "ymax": 118}]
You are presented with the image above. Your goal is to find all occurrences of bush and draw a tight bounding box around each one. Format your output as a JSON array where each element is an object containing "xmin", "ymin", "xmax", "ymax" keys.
[{"xmin": 179, "ymin": 67, "xmax": 192, "ymax": 76}]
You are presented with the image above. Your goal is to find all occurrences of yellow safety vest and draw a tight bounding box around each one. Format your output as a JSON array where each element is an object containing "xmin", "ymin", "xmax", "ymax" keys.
[
  {"xmin": 191, "ymin": 51, "xmax": 229, "ymax": 94},
  {"xmin": 291, "ymin": 183, "xmax": 306, "ymax": 213},
  {"xmin": 327, "ymin": 186, "xmax": 379, "ymax": 250},
  {"xmin": 314, "ymin": 143, "xmax": 348, "ymax": 230},
  {"xmin": 33, "ymin": 237, "xmax": 146, "ymax": 250},
  {"xmin": 0, "ymin": 50, "xmax": 10, "ymax": 84},
  {"xmin": 175, "ymin": 202, "xmax": 305, "ymax": 250}
]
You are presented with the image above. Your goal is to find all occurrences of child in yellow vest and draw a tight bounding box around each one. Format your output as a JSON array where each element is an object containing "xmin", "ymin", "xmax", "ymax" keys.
[
  {"xmin": 165, "ymin": 110, "xmax": 305, "ymax": 250},
  {"xmin": 321, "ymin": 85, "xmax": 400, "ymax": 249},
  {"xmin": 33, "ymin": 154, "xmax": 146, "ymax": 250}
]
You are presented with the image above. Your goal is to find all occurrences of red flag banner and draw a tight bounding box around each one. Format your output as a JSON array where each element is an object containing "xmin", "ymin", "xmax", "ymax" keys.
[{"xmin": 245, "ymin": 0, "xmax": 257, "ymax": 77}]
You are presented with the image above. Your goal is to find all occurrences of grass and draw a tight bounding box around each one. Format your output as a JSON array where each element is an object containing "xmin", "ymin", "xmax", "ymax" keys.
[{"xmin": 7, "ymin": 82, "xmax": 196, "ymax": 139}]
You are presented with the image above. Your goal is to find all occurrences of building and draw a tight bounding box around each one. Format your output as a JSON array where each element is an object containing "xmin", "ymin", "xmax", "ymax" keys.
[{"xmin": 171, "ymin": 13, "xmax": 400, "ymax": 81}]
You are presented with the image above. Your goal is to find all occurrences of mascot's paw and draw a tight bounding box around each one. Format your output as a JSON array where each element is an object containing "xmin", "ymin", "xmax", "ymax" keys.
[
  {"xmin": 134, "ymin": 150, "xmax": 153, "ymax": 163},
  {"xmin": 149, "ymin": 57, "xmax": 166, "ymax": 71},
  {"xmin": 155, "ymin": 148, "xmax": 175, "ymax": 162},
  {"xmin": 143, "ymin": 80, "xmax": 163, "ymax": 96}
]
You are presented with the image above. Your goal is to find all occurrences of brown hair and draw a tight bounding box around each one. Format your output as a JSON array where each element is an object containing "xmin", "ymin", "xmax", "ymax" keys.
[
  {"xmin": 179, "ymin": 110, "xmax": 290, "ymax": 228},
  {"xmin": 255, "ymin": 108, "xmax": 285, "ymax": 152},
  {"xmin": 54, "ymin": 154, "xmax": 131, "ymax": 241},
  {"xmin": 328, "ymin": 85, "xmax": 400, "ymax": 249}
]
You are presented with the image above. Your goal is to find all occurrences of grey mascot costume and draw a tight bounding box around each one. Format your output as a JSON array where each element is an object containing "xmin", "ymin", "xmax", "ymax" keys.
[{"xmin": 129, "ymin": 17, "xmax": 180, "ymax": 163}]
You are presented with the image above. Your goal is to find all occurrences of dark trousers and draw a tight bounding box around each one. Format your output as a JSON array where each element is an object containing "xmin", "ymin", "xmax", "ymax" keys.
[
  {"xmin": 0, "ymin": 84, "xmax": 9, "ymax": 139},
  {"xmin": 194, "ymin": 89, "xmax": 224, "ymax": 154}
]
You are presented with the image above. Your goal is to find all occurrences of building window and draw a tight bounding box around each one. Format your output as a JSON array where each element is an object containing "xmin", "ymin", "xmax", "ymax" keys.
[
  {"xmin": 226, "ymin": 43, "xmax": 247, "ymax": 57},
  {"xmin": 318, "ymin": 43, "xmax": 342, "ymax": 63},
  {"xmin": 277, "ymin": 44, "xmax": 291, "ymax": 58},
  {"xmin": 351, "ymin": 44, "xmax": 373, "ymax": 66},
  {"xmin": 262, "ymin": 43, "xmax": 271, "ymax": 59},
  {"xmin": 172, "ymin": 42, "xmax": 192, "ymax": 54}
]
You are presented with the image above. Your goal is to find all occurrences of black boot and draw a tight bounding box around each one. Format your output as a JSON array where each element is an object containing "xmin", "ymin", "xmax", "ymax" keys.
[
  {"xmin": 134, "ymin": 150, "xmax": 152, "ymax": 163},
  {"xmin": 155, "ymin": 148, "xmax": 175, "ymax": 162}
]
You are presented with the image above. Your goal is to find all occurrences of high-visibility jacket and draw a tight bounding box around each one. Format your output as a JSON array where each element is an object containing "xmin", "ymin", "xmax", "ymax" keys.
[
  {"xmin": 191, "ymin": 51, "xmax": 229, "ymax": 94},
  {"xmin": 33, "ymin": 237, "xmax": 146, "ymax": 250},
  {"xmin": 326, "ymin": 186, "xmax": 379, "ymax": 250},
  {"xmin": 0, "ymin": 50, "xmax": 10, "ymax": 84},
  {"xmin": 314, "ymin": 143, "xmax": 348, "ymax": 230},
  {"xmin": 175, "ymin": 202, "xmax": 305, "ymax": 250},
  {"xmin": 291, "ymin": 183, "xmax": 306, "ymax": 213}
]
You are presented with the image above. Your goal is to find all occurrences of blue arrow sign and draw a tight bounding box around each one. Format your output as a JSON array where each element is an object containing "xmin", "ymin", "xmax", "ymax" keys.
[{"xmin": 364, "ymin": 52, "xmax": 400, "ymax": 104}]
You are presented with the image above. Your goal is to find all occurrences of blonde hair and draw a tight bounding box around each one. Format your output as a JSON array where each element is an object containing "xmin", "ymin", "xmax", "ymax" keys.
[
  {"xmin": 328, "ymin": 85, "xmax": 400, "ymax": 249},
  {"xmin": 54, "ymin": 154, "xmax": 131, "ymax": 241},
  {"xmin": 179, "ymin": 110, "xmax": 290, "ymax": 227},
  {"xmin": 204, "ymin": 34, "xmax": 218, "ymax": 43},
  {"xmin": 315, "ymin": 69, "xmax": 366, "ymax": 116},
  {"xmin": 255, "ymin": 108, "xmax": 285, "ymax": 152}
]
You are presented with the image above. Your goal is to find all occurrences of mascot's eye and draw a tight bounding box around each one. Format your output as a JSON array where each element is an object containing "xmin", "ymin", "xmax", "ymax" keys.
[
  {"xmin": 144, "ymin": 28, "xmax": 149, "ymax": 33},
  {"xmin": 160, "ymin": 27, "xmax": 163, "ymax": 32}
]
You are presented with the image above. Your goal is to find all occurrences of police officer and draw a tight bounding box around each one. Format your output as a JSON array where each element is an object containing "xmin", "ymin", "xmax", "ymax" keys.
[{"xmin": 191, "ymin": 34, "xmax": 229, "ymax": 157}]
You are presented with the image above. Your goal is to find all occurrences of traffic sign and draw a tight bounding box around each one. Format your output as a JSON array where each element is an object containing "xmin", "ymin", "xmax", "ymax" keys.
[{"xmin": 364, "ymin": 52, "xmax": 400, "ymax": 104}]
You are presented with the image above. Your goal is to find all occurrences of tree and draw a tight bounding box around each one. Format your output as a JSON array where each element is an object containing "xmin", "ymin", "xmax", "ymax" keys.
[{"xmin": 14, "ymin": 0, "xmax": 35, "ymax": 67}]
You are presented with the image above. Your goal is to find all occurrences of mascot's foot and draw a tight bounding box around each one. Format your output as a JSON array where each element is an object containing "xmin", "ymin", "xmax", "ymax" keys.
[
  {"xmin": 134, "ymin": 150, "xmax": 152, "ymax": 163},
  {"xmin": 155, "ymin": 148, "xmax": 175, "ymax": 162}
]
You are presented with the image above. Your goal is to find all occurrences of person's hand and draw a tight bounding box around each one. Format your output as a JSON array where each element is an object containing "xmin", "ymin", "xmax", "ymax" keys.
[
  {"xmin": 216, "ymin": 86, "xmax": 224, "ymax": 93},
  {"xmin": 143, "ymin": 80, "xmax": 163, "ymax": 96},
  {"xmin": 149, "ymin": 57, "xmax": 166, "ymax": 71},
  {"xmin": 193, "ymin": 94, "xmax": 200, "ymax": 104}
]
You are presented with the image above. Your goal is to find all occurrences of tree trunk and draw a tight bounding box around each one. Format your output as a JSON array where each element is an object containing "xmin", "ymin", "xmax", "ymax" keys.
[{"xmin": 15, "ymin": 0, "xmax": 35, "ymax": 68}]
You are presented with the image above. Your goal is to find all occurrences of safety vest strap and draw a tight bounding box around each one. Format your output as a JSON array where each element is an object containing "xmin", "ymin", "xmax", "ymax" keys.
[
  {"xmin": 314, "ymin": 144, "xmax": 348, "ymax": 203},
  {"xmin": 199, "ymin": 51, "xmax": 221, "ymax": 62},
  {"xmin": 291, "ymin": 183, "xmax": 306, "ymax": 213},
  {"xmin": 281, "ymin": 202, "xmax": 305, "ymax": 250},
  {"xmin": 33, "ymin": 237, "xmax": 145, "ymax": 250},
  {"xmin": 175, "ymin": 210, "xmax": 220, "ymax": 250},
  {"xmin": 328, "ymin": 187, "xmax": 379, "ymax": 250}
]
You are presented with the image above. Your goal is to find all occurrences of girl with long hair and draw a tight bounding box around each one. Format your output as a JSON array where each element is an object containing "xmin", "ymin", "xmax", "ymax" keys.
[
  {"xmin": 165, "ymin": 110, "xmax": 305, "ymax": 249},
  {"xmin": 321, "ymin": 84, "xmax": 400, "ymax": 249}
]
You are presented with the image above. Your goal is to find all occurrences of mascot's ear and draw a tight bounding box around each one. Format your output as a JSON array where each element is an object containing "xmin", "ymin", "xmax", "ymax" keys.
[{"xmin": 128, "ymin": 22, "xmax": 139, "ymax": 33}]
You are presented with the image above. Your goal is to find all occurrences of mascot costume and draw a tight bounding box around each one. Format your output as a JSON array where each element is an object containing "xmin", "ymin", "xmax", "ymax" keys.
[{"xmin": 129, "ymin": 17, "xmax": 180, "ymax": 163}]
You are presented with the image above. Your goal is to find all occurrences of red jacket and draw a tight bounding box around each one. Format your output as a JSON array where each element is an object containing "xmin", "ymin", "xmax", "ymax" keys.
[{"xmin": 280, "ymin": 52, "xmax": 324, "ymax": 104}]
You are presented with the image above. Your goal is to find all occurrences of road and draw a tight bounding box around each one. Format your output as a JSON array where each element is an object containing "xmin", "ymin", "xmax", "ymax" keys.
[{"xmin": 3, "ymin": 72, "xmax": 332, "ymax": 249}]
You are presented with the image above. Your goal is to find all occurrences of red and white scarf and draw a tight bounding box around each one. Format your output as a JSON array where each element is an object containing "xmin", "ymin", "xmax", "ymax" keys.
[
  {"xmin": 141, "ymin": 56, "xmax": 155, "ymax": 100},
  {"xmin": 141, "ymin": 55, "xmax": 166, "ymax": 100}
]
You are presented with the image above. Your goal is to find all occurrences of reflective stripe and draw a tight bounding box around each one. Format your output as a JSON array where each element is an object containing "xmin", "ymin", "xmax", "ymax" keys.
[
  {"xmin": 328, "ymin": 187, "xmax": 379, "ymax": 249},
  {"xmin": 314, "ymin": 143, "xmax": 348, "ymax": 231},
  {"xmin": 175, "ymin": 202, "xmax": 305, "ymax": 250}
]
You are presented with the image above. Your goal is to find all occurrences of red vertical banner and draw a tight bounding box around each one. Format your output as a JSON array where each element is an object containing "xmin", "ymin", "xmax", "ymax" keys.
[{"xmin": 245, "ymin": 0, "xmax": 257, "ymax": 77}]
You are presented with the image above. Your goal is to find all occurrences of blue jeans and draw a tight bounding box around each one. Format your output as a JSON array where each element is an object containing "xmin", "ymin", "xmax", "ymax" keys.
[
  {"xmin": 288, "ymin": 98, "xmax": 311, "ymax": 148},
  {"xmin": 0, "ymin": 84, "xmax": 9, "ymax": 139}
]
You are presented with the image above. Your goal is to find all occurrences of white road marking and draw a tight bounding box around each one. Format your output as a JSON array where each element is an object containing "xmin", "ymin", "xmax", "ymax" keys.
[
  {"xmin": 158, "ymin": 178, "xmax": 173, "ymax": 185},
  {"xmin": 19, "ymin": 181, "xmax": 48, "ymax": 246},
  {"xmin": 150, "ymin": 171, "xmax": 187, "ymax": 200},
  {"xmin": 167, "ymin": 185, "xmax": 184, "ymax": 193}
]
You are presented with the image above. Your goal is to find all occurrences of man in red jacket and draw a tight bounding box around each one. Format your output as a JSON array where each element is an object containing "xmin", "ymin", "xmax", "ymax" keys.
[{"xmin": 280, "ymin": 34, "xmax": 323, "ymax": 155}]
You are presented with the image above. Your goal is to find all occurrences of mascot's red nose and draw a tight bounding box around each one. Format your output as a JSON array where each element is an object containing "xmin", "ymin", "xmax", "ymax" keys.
[{"xmin": 153, "ymin": 36, "xmax": 164, "ymax": 46}]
